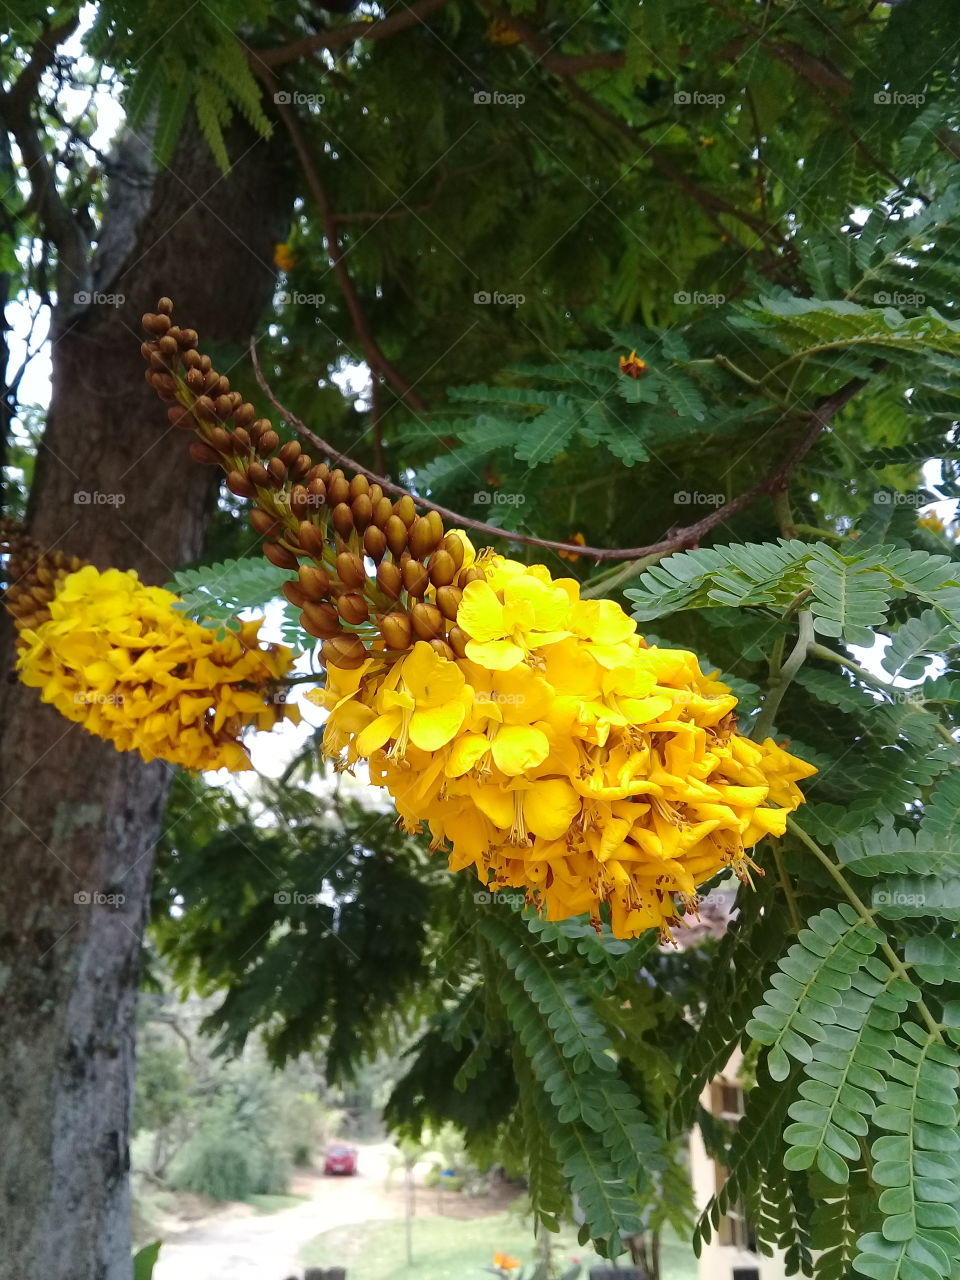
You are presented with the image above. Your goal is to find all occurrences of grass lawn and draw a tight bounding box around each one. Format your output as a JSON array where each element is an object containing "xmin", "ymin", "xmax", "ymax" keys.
[{"xmin": 301, "ymin": 1206, "xmax": 699, "ymax": 1280}]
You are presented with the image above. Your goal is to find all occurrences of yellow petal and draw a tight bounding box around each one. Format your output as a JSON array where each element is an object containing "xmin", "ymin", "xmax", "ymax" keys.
[
  {"xmin": 491, "ymin": 724, "xmax": 550, "ymax": 776},
  {"xmin": 409, "ymin": 698, "xmax": 466, "ymax": 751},
  {"xmin": 522, "ymin": 778, "xmax": 580, "ymax": 839}
]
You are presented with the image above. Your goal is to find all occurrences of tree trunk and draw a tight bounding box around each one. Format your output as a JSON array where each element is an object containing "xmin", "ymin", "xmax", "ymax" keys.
[{"xmin": 0, "ymin": 119, "xmax": 291, "ymax": 1280}]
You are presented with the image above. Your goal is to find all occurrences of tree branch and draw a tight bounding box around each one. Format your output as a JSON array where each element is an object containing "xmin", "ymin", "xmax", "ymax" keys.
[
  {"xmin": 0, "ymin": 17, "xmax": 89, "ymax": 308},
  {"xmin": 252, "ymin": 64, "xmax": 427, "ymax": 414},
  {"xmin": 250, "ymin": 339, "xmax": 865, "ymax": 564},
  {"xmin": 249, "ymin": 0, "xmax": 450, "ymax": 68}
]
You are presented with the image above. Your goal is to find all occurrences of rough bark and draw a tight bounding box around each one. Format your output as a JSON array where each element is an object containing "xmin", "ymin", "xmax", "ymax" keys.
[{"xmin": 0, "ymin": 119, "xmax": 292, "ymax": 1280}]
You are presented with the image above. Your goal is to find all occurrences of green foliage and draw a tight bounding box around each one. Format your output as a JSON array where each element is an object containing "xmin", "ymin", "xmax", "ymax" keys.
[{"xmin": 166, "ymin": 557, "xmax": 301, "ymax": 643}]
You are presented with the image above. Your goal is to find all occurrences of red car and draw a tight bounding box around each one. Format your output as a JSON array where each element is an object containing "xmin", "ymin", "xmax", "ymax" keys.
[{"xmin": 323, "ymin": 1144, "xmax": 358, "ymax": 1175}]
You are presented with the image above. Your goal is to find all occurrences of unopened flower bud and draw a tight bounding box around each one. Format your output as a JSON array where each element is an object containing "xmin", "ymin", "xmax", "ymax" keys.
[
  {"xmin": 459, "ymin": 566, "xmax": 486, "ymax": 587},
  {"xmin": 303, "ymin": 602, "xmax": 344, "ymax": 640},
  {"xmin": 408, "ymin": 516, "xmax": 437, "ymax": 560},
  {"xmin": 411, "ymin": 602, "xmax": 444, "ymax": 640},
  {"xmin": 268, "ymin": 458, "xmax": 287, "ymax": 485},
  {"xmin": 322, "ymin": 633, "xmax": 367, "ymax": 669},
  {"xmin": 378, "ymin": 612, "xmax": 412, "ymax": 650},
  {"xmin": 279, "ymin": 441, "xmax": 302, "ymax": 466},
  {"xmin": 250, "ymin": 509, "xmax": 281, "ymax": 536},
  {"xmin": 337, "ymin": 593, "xmax": 369, "ymax": 625},
  {"xmin": 373, "ymin": 496, "xmax": 393, "ymax": 528},
  {"xmin": 351, "ymin": 493, "xmax": 373, "ymax": 531},
  {"xmin": 349, "ymin": 474, "xmax": 370, "ymax": 500},
  {"xmin": 298, "ymin": 564, "xmax": 331, "ymax": 600},
  {"xmin": 395, "ymin": 495, "xmax": 417, "ymax": 527},
  {"xmin": 436, "ymin": 585, "xmax": 463, "ymax": 620},
  {"xmin": 189, "ymin": 441, "xmax": 222, "ymax": 466},
  {"xmin": 429, "ymin": 638, "xmax": 456, "ymax": 661},
  {"xmin": 332, "ymin": 503, "xmax": 355, "ymax": 539},
  {"xmin": 283, "ymin": 581, "xmax": 308, "ymax": 608},
  {"xmin": 429, "ymin": 550, "xmax": 456, "ymax": 587},
  {"xmin": 336, "ymin": 552, "xmax": 366, "ymax": 589},
  {"xmin": 227, "ymin": 470, "xmax": 255, "ymax": 498},
  {"xmin": 327, "ymin": 471, "xmax": 350, "ymax": 506},
  {"xmin": 363, "ymin": 525, "xmax": 387, "ymax": 562},
  {"xmin": 264, "ymin": 542, "xmax": 300, "ymax": 570},
  {"xmin": 385, "ymin": 516, "xmax": 408, "ymax": 558},
  {"xmin": 377, "ymin": 561, "xmax": 403, "ymax": 599},
  {"xmin": 402, "ymin": 559, "xmax": 430, "ymax": 598},
  {"xmin": 257, "ymin": 430, "xmax": 280, "ymax": 456},
  {"xmin": 248, "ymin": 462, "xmax": 271, "ymax": 488},
  {"xmin": 298, "ymin": 520, "xmax": 326, "ymax": 558},
  {"xmin": 447, "ymin": 626, "xmax": 470, "ymax": 658}
]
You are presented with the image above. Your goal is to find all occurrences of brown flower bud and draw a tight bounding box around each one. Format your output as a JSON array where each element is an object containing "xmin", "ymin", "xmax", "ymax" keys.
[
  {"xmin": 384, "ymin": 515, "xmax": 408, "ymax": 559},
  {"xmin": 378, "ymin": 611, "xmax": 412, "ymax": 650},
  {"xmin": 226, "ymin": 470, "xmax": 255, "ymax": 498},
  {"xmin": 235, "ymin": 403, "xmax": 255, "ymax": 429},
  {"xmin": 411, "ymin": 602, "xmax": 444, "ymax": 640},
  {"xmin": 250, "ymin": 509, "xmax": 281, "ymax": 537},
  {"xmin": 194, "ymin": 394, "xmax": 216, "ymax": 421},
  {"xmin": 429, "ymin": 550, "xmax": 456, "ymax": 587},
  {"xmin": 199, "ymin": 354, "xmax": 212, "ymax": 372},
  {"xmin": 402, "ymin": 559, "xmax": 430, "ymax": 598},
  {"xmin": 436, "ymin": 585, "xmax": 463, "ymax": 620},
  {"xmin": 232, "ymin": 427, "xmax": 251, "ymax": 450},
  {"xmin": 349, "ymin": 474, "xmax": 370, "ymax": 500},
  {"xmin": 142, "ymin": 312, "xmax": 170, "ymax": 335},
  {"xmin": 447, "ymin": 626, "xmax": 470, "ymax": 658},
  {"xmin": 395, "ymin": 495, "xmax": 417, "ymax": 527},
  {"xmin": 258, "ymin": 430, "xmax": 280, "ymax": 456},
  {"xmin": 214, "ymin": 394, "xmax": 234, "ymax": 420},
  {"xmin": 303, "ymin": 603, "xmax": 344, "ymax": 641},
  {"xmin": 264, "ymin": 541, "xmax": 300, "ymax": 570},
  {"xmin": 183, "ymin": 349, "xmax": 202, "ymax": 370},
  {"xmin": 248, "ymin": 462, "xmax": 271, "ymax": 488},
  {"xmin": 337, "ymin": 593, "xmax": 369, "ymax": 625},
  {"xmin": 336, "ymin": 552, "xmax": 366, "ymax": 589},
  {"xmin": 459, "ymin": 566, "xmax": 486, "ymax": 587},
  {"xmin": 279, "ymin": 441, "xmax": 302, "ymax": 466},
  {"xmin": 351, "ymin": 493, "xmax": 373, "ymax": 531},
  {"xmin": 321, "ymin": 633, "xmax": 367, "ymax": 670},
  {"xmin": 208, "ymin": 426, "xmax": 232, "ymax": 452},
  {"xmin": 307, "ymin": 478, "xmax": 327, "ymax": 504},
  {"xmin": 377, "ymin": 561, "xmax": 403, "ymax": 598},
  {"xmin": 373, "ymin": 496, "xmax": 393, "ymax": 528},
  {"xmin": 426, "ymin": 510, "xmax": 444, "ymax": 543},
  {"xmin": 156, "ymin": 296, "xmax": 174, "ymax": 315},
  {"xmin": 299, "ymin": 564, "xmax": 331, "ymax": 601},
  {"xmin": 268, "ymin": 457, "xmax": 287, "ymax": 485},
  {"xmin": 203, "ymin": 370, "xmax": 219, "ymax": 393},
  {"xmin": 292, "ymin": 454, "xmax": 312, "ymax": 478},
  {"xmin": 327, "ymin": 471, "xmax": 350, "ymax": 506},
  {"xmin": 167, "ymin": 406, "xmax": 194, "ymax": 428},
  {"xmin": 368, "ymin": 484, "xmax": 383, "ymax": 505},
  {"xmin": 189, "ymin": 441, "xmax": 222, "ymax": 466},
  {"xmin": 407, "ymin": 516, "xmax": 434, "ymax": 560},
  {"xmin": 441, "ymin": 533, "xmax": 465, "ymax": 570},
  {"xmin": 140, "ymin": 341, "xmax": 155, "ymax": 360},
  {"xmin": 157, "ymin": 334, "xmax": 179, "ymax": 359},
  {"xmin": 332, "ymin": 502, "xmax": 355, "ymax": 540},
  {"xmin": 178, "ymin": 328, "xmax": 199, "ymax": 349},
  {"xmin": 290, "ymin": 485, "xmax": 310, "ymax": 516},
  {"xmin": 429, "ymin": 639, "xmax": 456, "ymax": 661},
  {"xmin": 315, "ymin": 462, "xmax": 331, "ymax": 482},
  {"xmin": 283, "ymin": 581, "xmax": 308, "ymax": 608},
  {"xmin": 298, "ymin": 520, "xmax": 326, "ymax": 558},
  {"xmin": 363, "ymin": 525, "xmax": 387, "ymax": 562}
]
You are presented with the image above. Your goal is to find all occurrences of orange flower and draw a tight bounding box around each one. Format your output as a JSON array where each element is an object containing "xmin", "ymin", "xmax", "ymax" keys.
[
  {"xmin": 273, "ymin": 242, "xmax": 296, "ymax": 272},
  {"xmin": 618, "ymin": 349, "xmax": 648, "ymax": 379},
  {"xmin": 488, "ymin": 18, "xmax": 522, "ymax": 43},
  {"xmin": 558, "ymin": 532, "xmax": 586, "ymax": 563},
  {"xmin": 493, "ymin": 1252, "xmax": 521, "ymax": 1270}
]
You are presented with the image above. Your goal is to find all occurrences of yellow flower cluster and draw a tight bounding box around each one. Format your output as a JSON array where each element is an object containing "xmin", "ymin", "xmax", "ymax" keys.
[
  {"xmin": 314, "ymin": 540, "xmax": 815, "ymax": 939},
  {"xmin": 16, "ymin": 565, "xmax": 298, "ymax": 772}
]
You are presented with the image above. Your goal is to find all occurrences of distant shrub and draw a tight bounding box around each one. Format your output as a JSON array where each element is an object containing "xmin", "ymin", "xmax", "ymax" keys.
[{"xmin": 169, "ymin": 1107, "xmax": 289, "ymax": 1201}]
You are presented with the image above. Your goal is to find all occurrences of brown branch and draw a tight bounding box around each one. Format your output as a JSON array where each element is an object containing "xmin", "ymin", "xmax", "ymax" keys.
[
  {"xmin": 0, "ymin": 17, "xmax": 89, "ymax": 306},
  {"xmin": 251, "ymin": 336, "xmax": 865, "ymax": 563},
  {"xmin": 252, "ymin": 63, "xmax": 427, "ymax": 413},
  {"xmin": 249, "ymin": 0, "xmax": 450, "ymax": 68}
]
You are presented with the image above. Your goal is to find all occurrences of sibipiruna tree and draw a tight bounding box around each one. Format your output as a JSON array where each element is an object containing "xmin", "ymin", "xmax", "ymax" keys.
[{"xmin": 3, "ymin": 1, "xmax": 960, "ymax": 1277}]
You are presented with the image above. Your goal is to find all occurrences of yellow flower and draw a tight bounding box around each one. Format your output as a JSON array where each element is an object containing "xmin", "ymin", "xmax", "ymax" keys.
[
  {"xmin": 487, "ymin": 18, "xmax": 522, "ymax": 44},
  {"xmin": 355, "ymin": 642, "xmax": 469, "ymax": 757},
  {"xmin": 16, "ymin": 565, "xmax": 297, "ymax": 772},
  {"xmin": 918, "ymin": 511, "xmax": 946, "ymax": 535},
  {"xmin": 493, "ymin": 1251, "xmax": 522, "ymax": 1271},
  {"xmin": 457, "ymin": 570, "xmax": 571, "ymax": 670}
]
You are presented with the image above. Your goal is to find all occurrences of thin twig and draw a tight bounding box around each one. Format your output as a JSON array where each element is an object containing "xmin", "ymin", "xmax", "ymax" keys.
[{"xmin": 753, "ymin": 610, "xmax": 814, "ymax": 740}]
